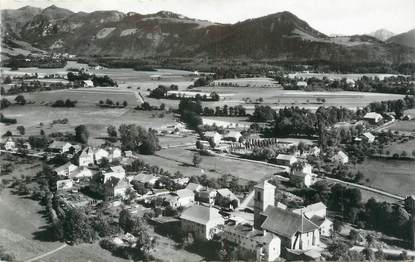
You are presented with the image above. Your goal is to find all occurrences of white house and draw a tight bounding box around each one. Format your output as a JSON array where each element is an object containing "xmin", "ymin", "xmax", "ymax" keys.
[
  {"xmin": 79, "ymin": 147, "xmax": 94, "ymax": 167},
  {"xmin": 275, "ymin": 154, "xmax": 298, "ymax": 167},
  {"xmin": 56, "ymin": 179, "xmax": 74, "ymax": 190},
  {"xmin": 203, "ymin": 131, "xmax": 222, "ymax": 146},
  {"xmin": 131, "ymin": 173, "xmax": 159, "ymax": 186},
  {"xmin": 222, "ymin": 221, "xmax": 281, "ymax": 261},
  {"xmin": 104, "ymin": 177, "xmax": 130, "ymax": 200},
  {"xmin": 48, "ymin": 141, "xmax": 73, "ymax": 153},
  {"xmin": 296, "ymin": 81, "xmax": 308, "ymax": 88},
  {"xmin": 180, "ymin": 205, "xmax": 224, "ymax": 240},
  {"xmin": 331, "ymin": 151, "xmax": 349, "ymax": 164},
  {"xmin": 173, "ymin": 177, "xmax": 190, "ymax": 186},
  {"xmin": 223, "ymin": 131, "xmax": 242, "ymax": 142},
  {"xmin": 4, "ymin": 137, "xmax": 16, "ymax": 151},
  {"xmin": 108, "ymin": 147, "xmax": 122, "ymax": 161},
  {"xmin": 363, "ymin": 112, "xmax": 383, "ymax": 124},
  {"xmin": 186, "ymin": 182, "xmax": 204, "ymax": 192},
  {"xmin": 94, "ymin": 148, "xmax": 109, "ymax": 163},
  {"xmin": 82, "ymin": 80, "xmax": 94, "ymax": 87},
  {"xmin": 103, "ymin": 166, "xmax": 126, "ymax": 183},
  {"xmin": 70, "ymin": 166, "xmax": 93, "ymax": 179},
  {"xmin": 362, "ymin": 132, "xmax": 375, "ymax": 143},
  {"xmin": 54, "ymin": 162, "xmax": 78, "ymax": 177},
  {"xmin": 169, "ymin": 189, "xmax": 195, "ymax": 208}
]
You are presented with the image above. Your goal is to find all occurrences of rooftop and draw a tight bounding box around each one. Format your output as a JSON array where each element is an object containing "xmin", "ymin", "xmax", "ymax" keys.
[
  {"xmin": 180, "ymin": 205, "xmax": 223, "ymax": 225},
  {"xmin": 261, "ymin": 206, "xmax": 319, "ymax": 238}
]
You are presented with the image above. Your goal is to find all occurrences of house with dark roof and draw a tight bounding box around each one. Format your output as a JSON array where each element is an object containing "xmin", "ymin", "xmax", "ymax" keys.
[
  {"xmin": 260, "ymin": 206, "xmax": 320, "ymax": 250},
  {"xmin": 180, "ymin": 205, "xmax": 224, "ymax": 240},
  {"xmin": 215, "ymin": 188, "xmax": 240, "ymax": 208}
]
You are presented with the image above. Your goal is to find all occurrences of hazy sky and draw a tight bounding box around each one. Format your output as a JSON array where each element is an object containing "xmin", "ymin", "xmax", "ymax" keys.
[{"xmin": 1, "ymin": 0, "xmax": 414, "ymax": 35}]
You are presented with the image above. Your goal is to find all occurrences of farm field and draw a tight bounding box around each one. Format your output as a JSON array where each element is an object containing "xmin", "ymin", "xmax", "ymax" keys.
[
  {"xmin": 1, "ymin": 105, "xmax": 178, "ymax": 147},
  {"xmin": 355, "ymin": 158, "xmax": 415, "ymax": 197},
  {"xmin": 195, "ymin": 86, "xmax": 405, "ymax": 111},
  {"xmin": 383, "ymin": 139, "xmax": 415, "ymax": 157},
  {"xmin": 137, "ymin": 147, "xmax": 278, "ymax": 183},
  {"xmin": 4, "ymin": 87, "xmax": 143, "ymax": 107},
  {"xmin": 287, "ymin": 72, "xmax": 405, "ymax": 81},
  {"xmin": 386, "ymin": 119, "xmax": 415, "ymax": 132}
]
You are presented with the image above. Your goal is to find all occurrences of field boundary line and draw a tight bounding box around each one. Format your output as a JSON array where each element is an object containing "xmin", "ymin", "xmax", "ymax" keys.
[{"xmin": 26, "ymin": 243, "xmax": 67, "ymax": 262}]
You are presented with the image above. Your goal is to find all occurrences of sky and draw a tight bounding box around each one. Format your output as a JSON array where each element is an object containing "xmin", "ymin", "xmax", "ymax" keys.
[{"xmin": 1, "ymin": 0, "xmax": 414, "ymax": 35}]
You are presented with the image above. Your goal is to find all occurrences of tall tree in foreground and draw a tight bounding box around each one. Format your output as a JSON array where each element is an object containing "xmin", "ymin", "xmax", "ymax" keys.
[{"xmin": 75, "ymin": 125, "xmax": 89, "ymax": 144}]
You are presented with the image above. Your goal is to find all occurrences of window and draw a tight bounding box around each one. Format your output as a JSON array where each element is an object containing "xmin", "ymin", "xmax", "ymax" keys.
[{"xmin": 256, "ymin": 191, "xmax": 262, "ymax": 201}]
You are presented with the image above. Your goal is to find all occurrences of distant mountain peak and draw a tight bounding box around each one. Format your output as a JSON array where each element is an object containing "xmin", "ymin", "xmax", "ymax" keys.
[{"xmin": 369, "ymin": 29, "xmax": 394, "ymax": 41}]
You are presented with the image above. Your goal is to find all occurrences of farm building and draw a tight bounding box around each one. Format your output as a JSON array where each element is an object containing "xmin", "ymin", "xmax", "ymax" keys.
[
  {"xmin": 81, "ymin": 80, "xmax": 94, "ymax": 87},
  {"xmin": 79, "ymin": 147, "xmax": 94, "ymax": 166},
  {"xmin": 3, "ymin": 137, "xmax": 16, "ymax": 151},
  {"xmin": 167, "ymin": 189, "xmax": 195, "ymax": 208},
  {"xmin": 223, "ymin": 131, "xmax": 243, "ymax": 142},
  {"xmin": 363, "ymin": 112, "xmax": 383, "ymax": 124},
  {"xmin": 362, "ymin": 132, "xmax": 376, "ymax": 143},
  {"xmin": 203, "ymin": 131, "xmax": 222, "ymax": 145},
  {"xmin": 48, "ymin": 141, "xmax": 73, "ymax": 153},
  {"xmin": 331, "ymin": 151, "xmax": 349, "ymax": 164},
  {"xmin": 275, "ymin": 154, "xmax": 298, "ymax": 167}
]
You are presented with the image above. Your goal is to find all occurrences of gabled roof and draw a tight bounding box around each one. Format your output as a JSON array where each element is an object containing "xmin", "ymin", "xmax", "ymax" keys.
[
  {"xmin": 293, "ymin": 202, "xmax": 326, "ymax": 216},
  {"xmin": 216, "ymin": 188, "xmax": 238, "ymax": 200},
  {"xmin": 336, "ymin": 151, "xmax": 348, "ymax": 159},
  {"xmin": 110, "ymin": 165, "xmax": 125, "ymax": 174},
  {"xmin": 261, "ymin": 206, "xmax": 319, "ymax": 238},
  {"xmin": 203, "ymin": 131, "xmax": 221, "ymax": 137},
  {"xmin": 49, "ymin": 140, "xmax": 71, "ymax": 149},
  {"xmin": 276, "ymin": 154, "xmax": 296, "ymax": 161},
  {"xmin": 362, "ymin": 132, "xmax": 375, "ymax": 140},
  {"xmin": 133, "ymin": 173, "xmax": 159, "ymax": 184},
  {"xmin": 186, "ymin": 182, "xmax": 203, "ymax": 192},
  {"xmin": 224, "ymin": 131, "xmax": 242, "ymax": 138},
  {"xmin": 80, "ymin": 147, "xmax": 93, "ymax": 157},
  {"xmin": 174, "ymin": 188, "xmax": 194, "ymax": 199},
  {"xmin": 180, "ymin": 205, "xmax": 223, "ymax": 225},
  {"xmin": 54, "ymin": 162, "xmax": 77, "ymax": 174},
  {"xmin": 364, "ymin": 112, "xmax": 382, "ymax": 119}
]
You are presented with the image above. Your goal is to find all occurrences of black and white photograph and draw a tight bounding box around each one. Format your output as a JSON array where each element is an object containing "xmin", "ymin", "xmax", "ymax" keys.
[{"xmin": 0, "ymin": 0, "xmax": 414, "ymax": 261}]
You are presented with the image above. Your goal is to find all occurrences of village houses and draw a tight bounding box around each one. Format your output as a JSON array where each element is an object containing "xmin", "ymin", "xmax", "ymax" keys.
[
  {"xmin": 275, "ymin": 154, "xmax": 298, "ymax": 167},
  {"xmin": 363, "ymin": 112, "xmax": 383, "ymax": 124},
  {"xmin": 331, "ymin": 151, "xmax": 349, "ymax": 164},
  {"xmin": 48, "ymin": 141, "xmax": 73, "ymax": 154},
  {"xmin": 203, "ymin": 131, "xmax": 222, "ymax": 146}
]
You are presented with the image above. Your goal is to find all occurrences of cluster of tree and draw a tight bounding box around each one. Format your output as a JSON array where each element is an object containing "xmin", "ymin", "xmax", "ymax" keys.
[
  {"xmin": 1, "ymin": 98, "xmax": 11, "ymax": 109},
  {"xmin": 67, "ymin": 72, "xmax": 117, "ymax": 87},
  {"xmin": 75, "ymin": 125, "xmax": 89, "ymax": 144},
  {"xmin": 202, "ymin": 105, "xmax": 246, "ymax": 117},
  {"xmin": 5, "ymin": 54, "xmax": 66, "ymax": 69},
  {"xmin": 4, "ymin": 81, "xmax": 73, "ymax": 95},
  {"xmin": 178, "ymin": 99, "xmax": 203, "ymax": 130},
  {"xmin": 149, "ymin": 85, "xmax": 178, "ymax": 99},
  {"xmin": 136, "ymin": 102, "xmax": 164, "ymax": 111},
  {"xmin": 67, "ymin": 71, "xmax": 91, "ymax": 82},
  {"xmin": 0, "ymin": 113, "xmax": 17, "ymax": 125},
  {"xmin": 249, "ymin": 106, "xmax": 357, "ymax": 139},
  {"xmin": 281, "ymin": 75, "xmax": 415, "ymax": 96},
  {"xmin": 118, "ymin": 124, "xmax": 160, "ymax": 155},
  {"xmin": 98, "ymin": 99, "xmax": 128, "ymax": 108},
  {"xmin": 366, "ymin": 96, "xmax": 414, "ymax": 119},
  {"xmin": 306, "ymin": 182, "xmax": 412, "ymax": 241},
  {"xmin": 51, "ymin": 99, "xmax": 77, "ymax": 108},
  {"xmin": 29, "ymin": 135, "xmax": 49, "ymax": 149},
  {"xmin": 92, "ymin": 75, "xmax": 117, "ymax": 87},
  {"xmin": 15, "ymin": 95, "xmax": 26, "ymax": 105}
]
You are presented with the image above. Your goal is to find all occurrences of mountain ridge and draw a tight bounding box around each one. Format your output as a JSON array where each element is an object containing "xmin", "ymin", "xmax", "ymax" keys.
[{"xmin": 1, "ymin": 5, "xmax": 415, "ymax": 63}]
